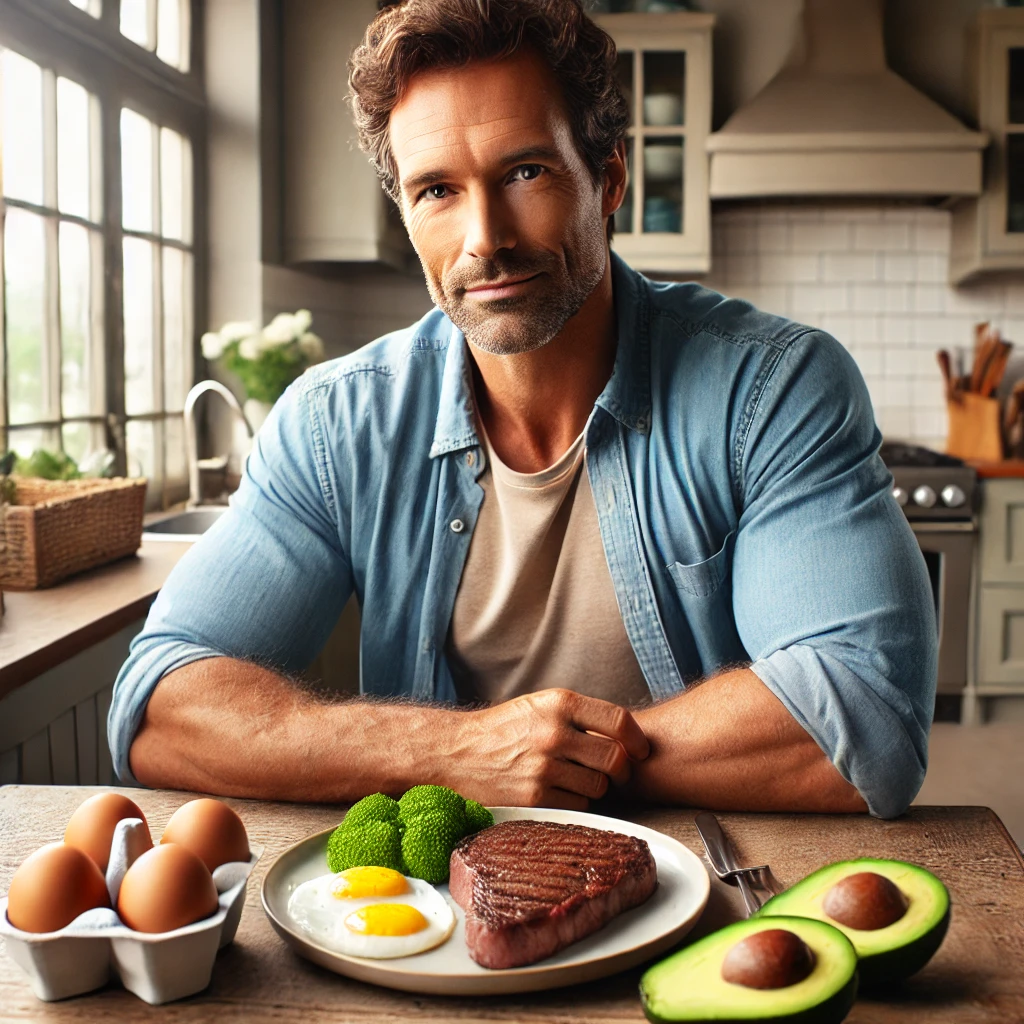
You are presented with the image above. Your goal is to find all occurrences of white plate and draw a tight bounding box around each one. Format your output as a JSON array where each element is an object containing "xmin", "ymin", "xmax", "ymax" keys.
[{"xmin": 261, "ymin": 806, "xmax": 710, "ymax": 996}]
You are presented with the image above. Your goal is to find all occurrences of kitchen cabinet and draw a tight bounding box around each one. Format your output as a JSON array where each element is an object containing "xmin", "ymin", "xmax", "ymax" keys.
[
  {"xmin": 972, "ymin": 479, "xmax": 1024, "ymax": 708},
  {"xmin": 592, "ymin": 13, "xmax": 714, "ymax": 274},
  {"xmin": 280, "ymin": 0, "xmax": 411, "ymax": 268},
  {"xmin": 949, "ymin": 9, "xmax": 1024, "ymax": 285}
]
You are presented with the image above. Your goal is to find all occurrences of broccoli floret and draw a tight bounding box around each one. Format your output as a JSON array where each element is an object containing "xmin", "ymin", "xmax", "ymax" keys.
[
  {"xmin": 398, "ymin": 785, "xmax": 466, "ymax": 833},
  {"xmin": 463, "ymin": 800, "xmax": 494, "ymax": 835},
  {"xmin": 401, "ymin": 811, "xmax": 463, "ymax": 884},
  {"xmin": 342, "ymin": 792, "xmax": 401, "ymax": 831},
  {"xmin": 326, "ymin": 820, "xmax": 404, "ymax": 873}
]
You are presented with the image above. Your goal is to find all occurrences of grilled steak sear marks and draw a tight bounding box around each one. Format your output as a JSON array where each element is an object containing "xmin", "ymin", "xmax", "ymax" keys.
[{"xmin": 449, "ymin": 819, "xmax": 657, "ymax": 969}]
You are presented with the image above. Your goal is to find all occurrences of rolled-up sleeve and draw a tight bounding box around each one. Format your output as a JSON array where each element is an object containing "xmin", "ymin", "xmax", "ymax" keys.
[
  {"xmin": 109, "ymin": 377, "xmax": 352, "ymax": 783},
  {"xmin": 734, "ymin": 330, "xmax": 936, "ymax": 819}
]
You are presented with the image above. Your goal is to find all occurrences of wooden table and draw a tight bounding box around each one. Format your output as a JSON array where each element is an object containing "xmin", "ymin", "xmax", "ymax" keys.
[{"xmin": 2, "ymin": 787, "xmax": 1022, "ymax": 1022}]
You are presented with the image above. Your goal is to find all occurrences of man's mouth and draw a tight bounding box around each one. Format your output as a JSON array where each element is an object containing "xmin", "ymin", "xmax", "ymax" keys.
[{"xmin": 462, "ymin": 273, "xmax": 542, "ymax": 302}]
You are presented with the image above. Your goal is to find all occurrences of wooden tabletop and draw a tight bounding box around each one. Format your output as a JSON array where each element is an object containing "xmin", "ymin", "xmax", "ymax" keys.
[
  {"xmin": 2, "ymin": 786, "xmax": 1022, "ymax": 1023},
  {"xmin": 0, "ymin": 542, "xmax": 190, "ymax": 700}
]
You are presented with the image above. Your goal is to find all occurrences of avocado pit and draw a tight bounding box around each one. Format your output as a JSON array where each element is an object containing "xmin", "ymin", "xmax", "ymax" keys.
[
  {"xmin": 720, "ymin": 928, "xmax": 816, "ymax": 989},
  {"xmin": 822, "ymin": 871, "xmax": 909, "ymax": 931}
]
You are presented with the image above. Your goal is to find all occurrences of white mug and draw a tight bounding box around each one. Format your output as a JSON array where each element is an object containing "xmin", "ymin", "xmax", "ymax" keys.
[{"xmin": 644, "ymin": 92, "xmax": 682, "ymax": 126}]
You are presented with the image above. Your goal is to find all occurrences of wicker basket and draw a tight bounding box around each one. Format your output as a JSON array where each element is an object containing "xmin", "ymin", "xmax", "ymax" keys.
[{"xmin": 0, "ymin": 477, "xmax": 147, "ymax": 590}]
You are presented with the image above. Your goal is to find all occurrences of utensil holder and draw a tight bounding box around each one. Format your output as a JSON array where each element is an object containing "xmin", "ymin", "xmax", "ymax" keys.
[{"xmin": 946, "ymin": 393, "xmax": 1003, "ymax": 462}]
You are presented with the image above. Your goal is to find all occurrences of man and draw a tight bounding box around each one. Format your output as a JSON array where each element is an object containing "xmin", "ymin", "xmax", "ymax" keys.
[{"xmin": 112, "ymin": 0, "xmax": 935, "ymax": 818}]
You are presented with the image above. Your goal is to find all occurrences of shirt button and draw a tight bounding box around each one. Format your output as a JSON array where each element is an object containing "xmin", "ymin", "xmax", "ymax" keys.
[
  {"xmin": 450, "ymin": 518, "xmax": 465, "ymax": 533},
  {"xmin": 465, "ymin": 452, "xmax": 475, "ymax": 467}
]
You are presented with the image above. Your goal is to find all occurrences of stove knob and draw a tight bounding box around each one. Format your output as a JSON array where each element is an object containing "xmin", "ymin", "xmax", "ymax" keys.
[
  {"xmin": 892, "ymin": 486, "xmax": 909, "ymax": 507},
  {"xmin": 941, "ymin": 484, "xmax": 967, "ymax": 508},
  {"xmin": 913, "ymin": 485, "xmax": 937, "ymax": 509}
]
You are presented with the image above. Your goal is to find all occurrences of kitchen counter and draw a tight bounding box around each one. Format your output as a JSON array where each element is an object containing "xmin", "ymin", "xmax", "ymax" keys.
[
  {"xmin": 968, "ymin": 459, "xmax": 1024, "ymax": 478},
  {"xmin": 0, "ymin": 541, "xmax": 190, "ymax": 701},
  {"xmin": 2, "ymin": 786, "xmax": 1022, "ymax": 1022}
]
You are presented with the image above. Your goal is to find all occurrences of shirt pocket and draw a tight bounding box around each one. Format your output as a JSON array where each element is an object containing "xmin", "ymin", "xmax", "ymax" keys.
[{"xmin": 666, "ymin": 530, "xmax": 748, "ymax": 674}]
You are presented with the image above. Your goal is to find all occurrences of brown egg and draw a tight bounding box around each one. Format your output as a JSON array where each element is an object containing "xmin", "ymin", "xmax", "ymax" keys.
[
  {"xmin": 64, "ymin": 792, "xmax": 153, "ymax": 872},
  {"xmin": 721, "ymin": 928, "xmax": 817, "ymax": 989},
  {"xmin": 116, "ymin": 843, "xmax": 219, "ymax": 933},
  {"xmin": 160, "ymin": 798, "xmax": 249, "ymax": 872},
  {"xmin": 823, "ymin": 871, "xmax": 909, "ymax": 931},
  {"xmin": 6, "ymin": 842, "xmax": 111, "ymax": 933}
]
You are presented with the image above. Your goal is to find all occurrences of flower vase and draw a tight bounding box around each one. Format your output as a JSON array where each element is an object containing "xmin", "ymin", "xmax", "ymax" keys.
[{"xmin": 243, "ymin": 398, "xmax": 274, "ymax": 434}]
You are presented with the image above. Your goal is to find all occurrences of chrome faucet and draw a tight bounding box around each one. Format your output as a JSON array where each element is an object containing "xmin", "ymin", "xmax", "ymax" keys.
[{"xmin": 183, "ymin": 380, "xmax": 253, "ymax": 509}]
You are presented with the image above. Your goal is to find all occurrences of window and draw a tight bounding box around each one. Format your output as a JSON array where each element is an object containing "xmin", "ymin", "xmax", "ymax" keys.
[{"xmin": 0, "ymin": 0, "xmax": 202, "ymax": 509}]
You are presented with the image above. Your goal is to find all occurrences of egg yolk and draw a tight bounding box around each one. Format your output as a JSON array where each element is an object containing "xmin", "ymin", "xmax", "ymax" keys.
[
  {"xmin": 331, "ymin": 866, "xmax": 409, "ymax": 899},
  {"xmin": 344, "ymin": 903, "xmax": 429, "ymax": 936}
]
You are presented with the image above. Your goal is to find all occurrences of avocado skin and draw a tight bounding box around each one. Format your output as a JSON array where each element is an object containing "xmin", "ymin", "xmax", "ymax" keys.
[
  {"xmin": 853, "ymin": 904, "xmax": 950, "ymax": 989},
  {"xmin": 640, "ymin": 976, "xmax": 858, "ymax": 1024}
]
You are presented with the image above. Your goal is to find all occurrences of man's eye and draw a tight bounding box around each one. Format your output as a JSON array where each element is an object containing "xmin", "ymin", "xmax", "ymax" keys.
[
  {"xmin": 423, "ymin": 184, "xmax": 449, "ymax": 200},
  {"xmin": 513, "ymin": 164, "xmax": 544, "ymax": 182}
]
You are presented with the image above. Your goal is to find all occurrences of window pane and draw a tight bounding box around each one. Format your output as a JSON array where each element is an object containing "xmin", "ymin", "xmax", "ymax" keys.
[
  {"xmin": 643, "ymin": 137, "xmax": 684, "ymax": 233},
  {"xmin": 162, "ymin": 246, "xmax": 189, "ymax": 410},
  {"xmin": 67, "ymin": 0, "xmax": 100, "ymax": 15},
  {"xmin": 1009, "ymin": 134, "xmax": 1024, "ymax": 234},
  {"xmin": 1, "ymin": 50, "xmax": 44, "ymax": 205},
  {"xmin": 57, "ymin": 77, "xmax": 91, "ymax": 220},
  {"xmin": 121, "ymin": 107, "xmax": 154, "ymax": 232},
  {"xmin": 160, "ymin": 126, "xmax": 190, "ymax": 241},
  {"xmin": 5, "ymin": 209, "xmax": 47, "ymax": 424},
  {"xmin": 165, "ymin": 414, "xmax": 186, "ymax": 487},
  {"xmin": 615, "ymin": 51, "xmax": 634, "ymax": 128},
  {"xmin": 62, "ymin": 421, "xmax": 91, "ymax": 464},
  {"xmin": 1010, "ymin": 48, "xmax": 1024, "ymax": 126},
  {"xmin": 121, "ymin": 0, "xmax": 154, "ymax": 50},
  {"xmin": 123, "ymin": 237, "xmax": 156, "ymax": 415},
  {"xmin": 126, "ymin": 418, "xmax": 157, "ymax": 484},
  {"xmin": 8, "ymin": 426, "xmax": 60, "ymax": 458},
  {"xmin": 643, "ymin": 52, "xmax": 686, "ymax": 127},
  {"xmin": 614, "ymin": 137, "xmax": 634, "ymax": 235},
  {"xmin": 157, "ymin": 0, "xmax": 182, "ymax": 69},
  {"xmin": 60, "ymin": 222, "xmax": 92, "ymax": 418}
]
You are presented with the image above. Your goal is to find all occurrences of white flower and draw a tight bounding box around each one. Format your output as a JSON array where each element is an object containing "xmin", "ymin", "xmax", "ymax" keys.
[
  {"xmin": 294, "ymin": 309, "xmax": 313, "ymax": 334},
  {"xmin": 201, "ymin": 331, "xmax": 225, "ymax": 360},
  {"xmin": 218, "ymin": 320, "xmax": 257, "ymax": 343},
  {"xmin": 239, "ymin": 336, "xmax": 261, "ymax": 361},
  {"xmin": 298, "ymin": 331, "xmax": 324, "ymax": 361},
  {"xmin": 263, "ymin": 312, "xmax": 301, "ymax": 345}
]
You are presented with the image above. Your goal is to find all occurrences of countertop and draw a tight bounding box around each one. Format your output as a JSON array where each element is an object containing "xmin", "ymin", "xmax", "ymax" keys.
[
  {"xmin": 968, "ymin": 458, "xmax": 1024, "ymax": 478},
  {"xmin": 0, "ymin": 541, "xmax": 190, "ymax": 701},
  {"xmin": 2, "ymin": 786, "xmax": 1022, "ymax": 1022}
]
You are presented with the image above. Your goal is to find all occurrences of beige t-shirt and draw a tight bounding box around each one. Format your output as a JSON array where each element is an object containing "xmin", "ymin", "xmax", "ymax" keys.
[{"xmin": 446, "ymin": 425, "xmax": 651, "ymax": 707}]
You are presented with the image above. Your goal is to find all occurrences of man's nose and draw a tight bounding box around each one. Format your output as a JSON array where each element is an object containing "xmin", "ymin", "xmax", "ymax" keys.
[{"xmin": 462, "ymin": 187, "xmax": 517, "ymax": 261}]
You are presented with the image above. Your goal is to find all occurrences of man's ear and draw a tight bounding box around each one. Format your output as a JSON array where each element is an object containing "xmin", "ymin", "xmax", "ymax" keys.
[{"xmin": 602, "ymin": 140, "xmax": 628, "ymax": 222}]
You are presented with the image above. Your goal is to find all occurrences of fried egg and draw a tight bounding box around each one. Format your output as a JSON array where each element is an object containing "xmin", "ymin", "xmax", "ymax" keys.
[{"xmin": 287, "ymin": 866, "xmax": 455, "ymax": 958}]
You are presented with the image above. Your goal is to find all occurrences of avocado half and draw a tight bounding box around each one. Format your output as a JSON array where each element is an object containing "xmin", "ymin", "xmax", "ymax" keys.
[
  {"xmin": 640, "ymin": 916, "xmax": 858, "ymax": 1024},
  {"xmin": 756, "ymin": 859, "xmax": 950, "ymax": 988}
]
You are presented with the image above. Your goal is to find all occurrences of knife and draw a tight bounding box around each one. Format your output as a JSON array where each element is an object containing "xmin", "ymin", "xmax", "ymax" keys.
[{"xmin": 694, "ymin": 811, "xmax": 763, "ymax": 917}]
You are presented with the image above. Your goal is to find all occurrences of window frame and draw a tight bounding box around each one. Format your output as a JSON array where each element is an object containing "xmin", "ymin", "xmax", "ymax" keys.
[{"xmin": 0, "ymin": 0, "xmax": 205, "ymax": 506}]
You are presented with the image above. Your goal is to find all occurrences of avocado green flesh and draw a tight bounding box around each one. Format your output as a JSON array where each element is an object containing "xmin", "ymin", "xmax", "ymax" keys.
[
  {"xmin": 756, "ymin": 859, "xmax": 950, "ymax": 985},
  {"xmin": 640, "ymin": 916, "xmax": 858, "ymax": 1024}
]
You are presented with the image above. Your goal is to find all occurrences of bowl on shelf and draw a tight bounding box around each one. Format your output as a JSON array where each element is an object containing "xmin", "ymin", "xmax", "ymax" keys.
[
  {"xmin": 644, "ymin": 143, "xmax": 684, "ymax": 182},
  {"xmin": 644, "ymin": 92, "xmax": 682, "ymax": 126},
  {"xmin": 643, "ymin": 196, "xmax": 682, "ymax": 233}
]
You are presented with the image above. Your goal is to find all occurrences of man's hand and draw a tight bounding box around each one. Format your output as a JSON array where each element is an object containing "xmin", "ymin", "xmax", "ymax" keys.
[{"xmin": 448, "ymin": 689, "xmax": 650, "ymax": 811}]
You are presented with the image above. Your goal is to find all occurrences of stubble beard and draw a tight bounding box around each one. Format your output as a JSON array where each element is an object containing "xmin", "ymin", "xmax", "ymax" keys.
[{"xmin": 423, "ymin": 222, "xmax": 608, "ymax": 357}]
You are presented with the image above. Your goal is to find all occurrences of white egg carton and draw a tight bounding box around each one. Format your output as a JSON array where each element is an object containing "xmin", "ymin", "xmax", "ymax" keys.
[{"xmin": 0, "ymin": 818, "xmax": 262, "ymax": 1005}]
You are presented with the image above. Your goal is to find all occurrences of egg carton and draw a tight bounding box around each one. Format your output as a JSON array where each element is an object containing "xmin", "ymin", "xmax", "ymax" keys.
[{"xmin": 0, "ymin": 818, "xmax": 263, "ymax": 1005}]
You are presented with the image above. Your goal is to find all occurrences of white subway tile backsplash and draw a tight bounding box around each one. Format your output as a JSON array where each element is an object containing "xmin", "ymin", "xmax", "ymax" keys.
[
  {"xmin": 911, "ymin": 284, "xmax": 947, "ymax": 315},
  {"xmin": 823, "ymin": 252, "xmax": 878, "ymax": 283},
  {"xmin": 853, "ymin": 220, "xmax": 911, "ymax": 252},
  {"xmin": 851, "ymin": 347, "xmax": 884, "ymax": 377},
  {"xmin": 881, "ymin": 253, "xmax": 917, "ymax": 284}
]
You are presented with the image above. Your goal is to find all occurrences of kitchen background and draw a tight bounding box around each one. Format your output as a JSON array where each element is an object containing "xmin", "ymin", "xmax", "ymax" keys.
[{"xmin": 0, "ymin": 0, "xmax": 1023, "ymax": 843}]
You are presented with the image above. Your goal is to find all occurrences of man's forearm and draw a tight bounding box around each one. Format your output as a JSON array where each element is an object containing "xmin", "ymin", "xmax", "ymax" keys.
[
  {"xmin": 129, "ymin": 658, "xmax": 463, "ymax": 802},
  {"xmin": 630, "ymin": 668, "xmax": 867, "ymax": 813}
]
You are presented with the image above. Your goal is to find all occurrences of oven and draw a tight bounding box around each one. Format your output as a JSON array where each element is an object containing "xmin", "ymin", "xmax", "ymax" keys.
[{"xmin": 880, "ymin": 445, "xmax": 978, "ymax": 710}]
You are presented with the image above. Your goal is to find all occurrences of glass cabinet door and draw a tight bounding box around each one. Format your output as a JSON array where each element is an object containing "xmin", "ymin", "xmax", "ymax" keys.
[{"xmin": 1008, "ymin": 48, "xmax": 1024, "ymax": 234}]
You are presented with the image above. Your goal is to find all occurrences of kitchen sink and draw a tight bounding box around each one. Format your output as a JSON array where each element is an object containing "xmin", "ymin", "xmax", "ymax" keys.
[{"xmin": 142, "ymin": 507, "xmax": 228, "ymax": 542}]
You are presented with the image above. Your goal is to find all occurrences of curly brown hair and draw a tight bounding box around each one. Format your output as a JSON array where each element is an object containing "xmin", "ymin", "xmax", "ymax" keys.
[{"xmin": 348, "ymin": 0, "xmax": 629, "ymax": 204}]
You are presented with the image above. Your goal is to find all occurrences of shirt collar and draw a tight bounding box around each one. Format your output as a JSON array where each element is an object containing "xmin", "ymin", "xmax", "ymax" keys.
[{"xmin": 429, "ymin": 251, "xmax": 651, "ymax": 460}]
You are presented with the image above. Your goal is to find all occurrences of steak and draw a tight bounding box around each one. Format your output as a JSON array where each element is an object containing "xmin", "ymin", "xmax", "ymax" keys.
[{"xmin": 448, "ymin": 819, "xmax": 658, "ymax": 969}]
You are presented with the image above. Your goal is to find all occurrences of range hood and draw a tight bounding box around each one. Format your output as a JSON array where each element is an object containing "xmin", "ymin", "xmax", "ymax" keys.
[{"xmin": 706, "ymin": 0, "xmax": 988, "ymax": 199}]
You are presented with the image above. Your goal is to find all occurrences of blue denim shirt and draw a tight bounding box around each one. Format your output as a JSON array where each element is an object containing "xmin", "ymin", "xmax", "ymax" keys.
[{"xmin": 110, "ymin": 254, "xmax": 937, "ymax": 817}]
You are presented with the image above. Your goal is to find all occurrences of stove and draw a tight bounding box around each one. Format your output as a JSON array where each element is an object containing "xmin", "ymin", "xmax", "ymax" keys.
[{"xmin": 879, "ymin": 442, "xmax": 977, "ymax": 522}]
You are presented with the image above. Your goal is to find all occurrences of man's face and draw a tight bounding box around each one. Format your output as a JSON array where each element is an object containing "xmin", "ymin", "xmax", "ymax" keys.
[{"xmin": 390, "ymin": 50, "xmax": 622, "ymax": 356}]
